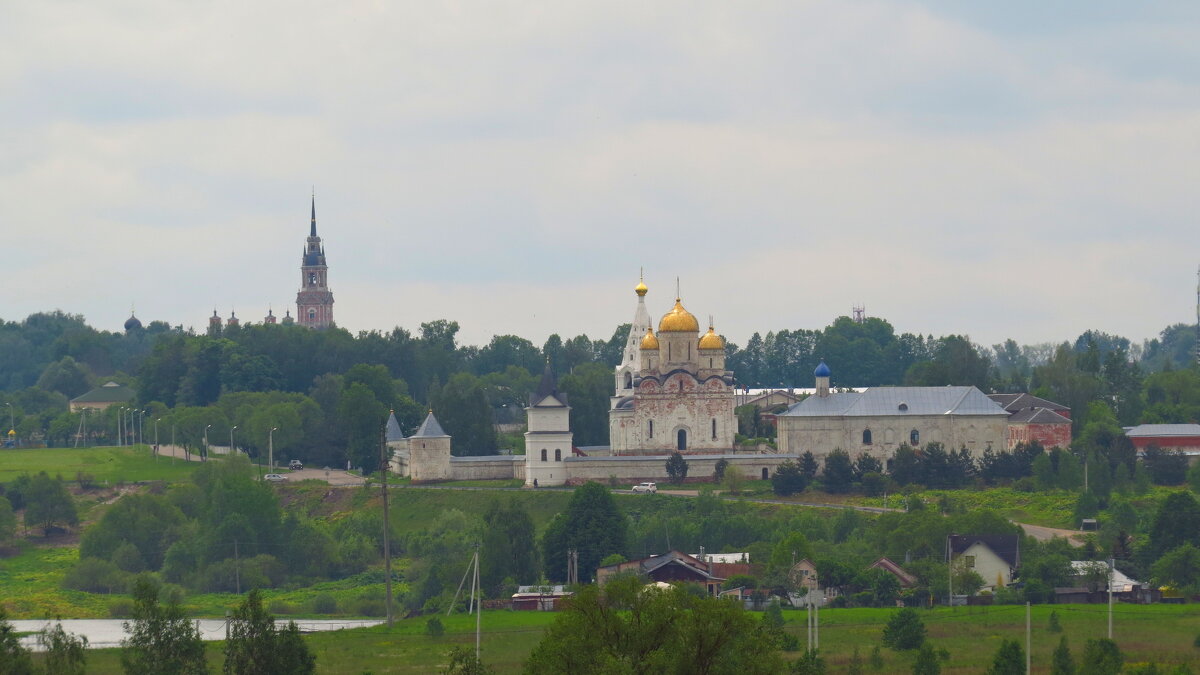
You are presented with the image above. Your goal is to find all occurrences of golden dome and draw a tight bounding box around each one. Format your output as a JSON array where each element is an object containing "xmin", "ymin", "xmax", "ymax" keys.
[
  {"xmin": 640, "ymin": 327, "xmax": 660, "ymax": 350},
  {"xmin": 658, "ymin": 298, "xmax": 700, "ymax": 333},
  {"xmin": 698, "ymin": 326, "xmax": 724, "ymax": 350},
  {"xmin": 635, "ymin": 279, "xmax": 648, "ymax": 297}
]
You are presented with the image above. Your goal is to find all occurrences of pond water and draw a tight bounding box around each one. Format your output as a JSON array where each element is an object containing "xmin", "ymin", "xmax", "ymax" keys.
[{"xmin": 12, "ymin": 618, "xmax": 384, "ymax": 650}]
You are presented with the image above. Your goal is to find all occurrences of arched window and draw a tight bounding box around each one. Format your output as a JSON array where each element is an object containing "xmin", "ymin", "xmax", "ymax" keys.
[
  {"xmin": 677, "ymin": 429, "xmax": 687, "ymax": 451},
  {"xmin": 540, "ymin": 449, "xmax": 547, "ymax": 462},
  {"xmin": 910, "ymin": 429, "xmax": 920, "ymax": 446},
  {"xmin": 862, "ymin": 429, "xmax": 872, "ymax": 445},
  {"xmin": 711, "ymin": 418, "xmax": 717, "ymax": 440},
  {"xmin": 554, "ymin": 449, "xmax": 562, "ymax": 461},
  {"xmin": 762, "ymin": 468, "xmax": 769, "ymax": 480},
  {"xmin": 648, "ymin": 420, "xmax": 654, "ymax": 438},
  {"xmin": 624, "ymin": 372, "xmax": 632, "ymax": 389}
]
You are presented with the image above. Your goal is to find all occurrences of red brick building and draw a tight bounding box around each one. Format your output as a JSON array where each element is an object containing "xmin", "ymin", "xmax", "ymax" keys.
[
  {"xmin": 988, "ymin": 393, "xmax": 1072, "ymax": 450},
  {"xmin": 1125, "ymin": 424, "xmax": 1200, "ymax": 461}
]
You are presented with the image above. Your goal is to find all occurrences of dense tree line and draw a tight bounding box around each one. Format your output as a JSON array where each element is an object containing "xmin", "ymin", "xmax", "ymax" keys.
[{"xmin": 4, "ymin": 309, "xmax": 1200, "ymax": 467}]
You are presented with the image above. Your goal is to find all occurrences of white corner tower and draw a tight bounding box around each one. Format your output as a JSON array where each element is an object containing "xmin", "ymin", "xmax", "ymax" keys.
[{"xmin": 525, "ymin": 365, "xmax": 573, "ymax": 487}]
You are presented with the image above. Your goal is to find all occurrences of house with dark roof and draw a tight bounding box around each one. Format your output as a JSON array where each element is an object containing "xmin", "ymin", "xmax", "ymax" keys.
[
  {"xmin": 949, "ymin": 534, "xmax": 1020, "ymax": 589},
  {"xmin": 988, "ymin": 393, "xmax": 1072, "ymax": 450},
  {"xmin": 69, "ymin": 382, "xmax": 135, "ymax": 412},
  {"xmin": 596, "ymin": 550, "xmax": 726, "ymax": 596}
]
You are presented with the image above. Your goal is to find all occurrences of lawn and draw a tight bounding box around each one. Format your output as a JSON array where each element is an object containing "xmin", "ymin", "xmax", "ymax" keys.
[
  {"xmin": 0, "ymin": 445, "xmax": 199, "ymax": 485},
  {"xmin": 65, "ymin": 604, "xmax": 1200, "ymax": 674}
]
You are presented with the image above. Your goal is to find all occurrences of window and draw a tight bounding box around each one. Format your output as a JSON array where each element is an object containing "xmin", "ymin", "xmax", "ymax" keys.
[
  {"xmin": 677, "ymin": 429, "xmax": 687, "ymax": 451},
  {"xmin": 308, "ymin": 308, "xmax": 316, "ymax": 320},
  {"xmin": 554, "ymin": 449, "xmax": 562, "ymax": 461},
  {"xmin": 540, "ymin": 449, "xmax": 547, "ymax": 462},
  {"xmin": 862, "ymin": 429, "xmax": 872, "ymax": 445},
  {"xmin": 910, "ymin": 429, "xmax": 920, "ymax": 445},
  {"xmin": 964, "ymin": 555, "xmax": 976, "ymax": 569},
  {"xmin": 649, "ymin": 420, "xmax": 654, "ymax": 438},
  {"xmin": 624, "ymin": 373, "xmax": 632, "ymax": 388},
  {"xmin": 761, "ymin": 468, "xmax": 769, "ymax": 480},
  {"xmin": 711, "ymin": 418, "xmax": 717, "ymax": 440}
]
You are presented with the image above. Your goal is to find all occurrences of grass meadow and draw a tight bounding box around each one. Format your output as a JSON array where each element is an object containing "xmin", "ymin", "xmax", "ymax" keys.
[
  {"xmin": 62, "ymin": 603, "xmax": 1200, "ymax": 674},
  {"xmin": 0, "ymin": 445, "xmax": 199, "ymax": 485}
]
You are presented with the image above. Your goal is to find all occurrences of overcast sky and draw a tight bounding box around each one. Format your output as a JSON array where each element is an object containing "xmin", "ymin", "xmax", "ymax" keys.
[{"xmin": 4, "ymin": 1, "xmax": 1199, "ymax": 350}]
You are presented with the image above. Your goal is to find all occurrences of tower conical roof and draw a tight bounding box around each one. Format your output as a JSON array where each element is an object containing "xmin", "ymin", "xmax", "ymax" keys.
[
  {"xmin": 530, "ymin": 363, "xmax": 567, "ymax": 406},
  {"xmin": 385, "ymin": 411, "xmax": 405, "ymax": 442},
  {"xmin": 310, "ymin": 194, "xmax": 317, "ymax": 237},
  {"xmin": 411, "ymin": 411, "xmax": 448, "ymax": 438}
]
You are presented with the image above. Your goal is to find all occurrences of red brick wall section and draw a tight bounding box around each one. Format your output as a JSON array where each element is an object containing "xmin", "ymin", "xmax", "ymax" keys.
[{"xmin": 1008, "ymin": 423, "xmax": 1071, "ymax": 450}]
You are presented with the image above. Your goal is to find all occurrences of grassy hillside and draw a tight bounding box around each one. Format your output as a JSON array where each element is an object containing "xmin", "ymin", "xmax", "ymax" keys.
[{"xmin": 0, "ymin": 445, "xmax": 198, "ymax": 484}]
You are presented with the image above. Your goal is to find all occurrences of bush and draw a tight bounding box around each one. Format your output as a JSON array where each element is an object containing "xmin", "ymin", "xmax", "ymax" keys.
[
  {"xmin": 108, "ymin": 599, "xmax": 135, "ymax": 618},
  {"xmin": 713, "ymin": 459, "xmax": 729, "ymax": 483},
  {"xmin": 771, "ymin": 460, "xmax": 808, "ymax": 497},
  {"xmin": 269, "ymin": 600, "xmax": 299, "ymax": 615},
  {"xmin": 62, "ymin": 557, "xmax": 125, "ymax": 593},
  {"xmin": 425, "ymin": 616, "xmax": 444, "ymax": 638},
  {"xmin": 881, "ymin": 607, "xmax": 925, "ymax": 651},
  {"xmin": 311, "ymin": 594, "xmax": 338, "ymax": 615}
]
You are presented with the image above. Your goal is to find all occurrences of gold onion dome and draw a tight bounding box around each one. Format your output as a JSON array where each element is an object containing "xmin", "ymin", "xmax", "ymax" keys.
[
  {"xmin": 640, "ymin": 327, "xmax": 660, "ymax": 350},
  {"xmin": 698, "ymin": 326, "xmax": 724, "ymax": 350},
  {"xmin": 635, "ymin": 279, "xmax": 648, "ymax": 297},
  {"xmin": 658, "ymin": 298, "xmax": 700, "ymax": 333}
]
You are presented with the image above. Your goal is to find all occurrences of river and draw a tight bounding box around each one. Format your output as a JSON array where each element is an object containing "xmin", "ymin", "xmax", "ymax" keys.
[{"xmin": 12, "ymin": 618, "xmax": 384, "ymax": 650}]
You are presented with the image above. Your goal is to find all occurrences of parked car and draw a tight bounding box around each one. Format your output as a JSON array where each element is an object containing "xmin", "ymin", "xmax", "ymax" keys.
[
  {"xmin": 288, "ymin": 460, "xmax": 304, "ymax": 470},
  {"xmin": 632, "ymin": 482, "xmax": 657, "ymax": 494},
  {"xmin": 264, "ymin": 473, "xmax": 287, "ymax": 482}
]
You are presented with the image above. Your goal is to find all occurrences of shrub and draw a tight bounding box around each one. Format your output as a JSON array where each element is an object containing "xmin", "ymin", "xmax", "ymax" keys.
[
  {"xmin": 311, "ymin": 594, "xmax": 338, "ymax": 615},
  {"xmin": 1048, "ymin": 610, "xmax": 1062, "ymax": 632},
  {"xmin": 62, "ymin": 558, "xmax": 125, "ymax": 593},
  {"xmin": 881, "ymin": 607, "xmax": 925, "ymax": 651},
  {"xmin": 771, "ymin": 460, "xmax": 808, "ymax": 496},
  {"xmin": 108, "ymin": 599, "xmax": 135, "ymax": 618},
  {"xmin": 713, "ymin": 459, "xmax": 729, "ymax": 483},
  {"xmin": 425, "ymin": 617, "xmax": 444, "ymax": 638},
  {"xmin": 269, "ymin": 600, "xmax": 299, "ymax": 615}
]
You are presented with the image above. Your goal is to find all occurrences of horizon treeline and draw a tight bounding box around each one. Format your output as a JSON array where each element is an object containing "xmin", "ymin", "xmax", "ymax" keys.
[{"xmin": 2, "ymin": 310, "xmax": 1198, "ymax": 461}]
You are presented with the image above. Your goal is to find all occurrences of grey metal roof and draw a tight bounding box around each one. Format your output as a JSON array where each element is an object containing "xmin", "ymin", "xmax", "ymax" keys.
[
  {"xmin": 385, "ymin": 412, "xmax": 405, "ymax": 442},
  {"xmin": 1008, "ymin": 408, "xmax": 1071, "ymax": 424},
  {"xmin": 988, "ymin": 393, "xmax": 1069, "ymax": 413},
  {"xmin": 411, "ymin": 412, "xmax": 448, "ymax": 438},
  {"xmin": 564, "ymin": 453, "xmax": 802, "ymax": 462},
  {"xmin": 779, "ymin": 386, "xmax": 1008, "ymax": 418},
  {"xmin": 1125, "ymin": 424, "xmax": 1200, "ymax": 437}
]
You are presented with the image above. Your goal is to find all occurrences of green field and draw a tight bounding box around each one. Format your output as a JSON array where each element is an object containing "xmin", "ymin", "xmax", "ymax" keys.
[
  {"xmin": 0, "ymin": 445, "xmax": 199, "ymax": 484},
  {"xmin": 59, "ymin": 603, "xmax": 1200, "ymax": 674}
]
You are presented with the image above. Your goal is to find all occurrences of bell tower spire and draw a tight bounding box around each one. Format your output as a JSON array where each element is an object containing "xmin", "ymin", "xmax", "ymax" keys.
[{"xmin": 296, "ymin": 192, "xmax": 335, "ymax": 329}]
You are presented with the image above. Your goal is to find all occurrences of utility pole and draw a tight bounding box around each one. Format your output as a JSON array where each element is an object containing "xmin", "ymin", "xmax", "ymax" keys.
[
  {"xmin": 814, "ymin": 589, "xmax": 819, "ymax": 650},
  {"xmin": 380, "ymin": 420, "xmax": 394, "ymax": 628},
  {"xmin": 234, "ymin": 540, "xmax": 240, "ymax": 595},
  {"xmin": 475, "ymin": 548, "xmax": 482, "ymax": 660},
  {"xmin": 1108, "ymin": 558, "xmax": 1114, "ymax": 639},
  {"xmin": 947, "ymin": 535, "xmax": 954, "ymax": 609},
  {"xmin": 806, "ymin": 593, "xmax": 812, "ymax": 651},
  {"xmin": 1025, "ymin": 602, "xmax": 1031, "ymax": 675}
]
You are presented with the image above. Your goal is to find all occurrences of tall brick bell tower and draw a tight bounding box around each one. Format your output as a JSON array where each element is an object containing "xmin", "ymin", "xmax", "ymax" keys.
[{"xmin": 296, "ymin": 195, "xmax": 334, "ymax": 329}]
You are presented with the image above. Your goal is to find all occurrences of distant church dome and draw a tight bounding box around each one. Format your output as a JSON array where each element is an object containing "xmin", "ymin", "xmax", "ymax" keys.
[
  {"xmin": 634, "ymin": 279, "xmax": 648, "ymax": 297},
  {"xmin": 658, "ymin": 298, "xmax": 700, "ymax": 333},
  {"xmin": 123, "ymin": 313, "xmax": 142, "ymax": 332},
  {"xmin": 698, "ymin": 326, "xmax": 724, "ymax": 350},
  {"xmin": 281, "ymin": 310, "xmax": 295, "ymax": 325},
  {"xmin": 814, "ymin": 360, "xmax": 831, "ymax": 378},
  {"xmin": 640, "ymin": 328, "xmax": 660, "ymax": 350}
]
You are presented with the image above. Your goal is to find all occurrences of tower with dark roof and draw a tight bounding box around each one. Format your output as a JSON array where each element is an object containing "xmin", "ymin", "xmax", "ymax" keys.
[
  {"xmin": 296, "ymin": 195, "xmax": 335, "ymax": 329},
  {"xmin": 525, "ymin": 364, "xmax": 573, "ymax": 486}
]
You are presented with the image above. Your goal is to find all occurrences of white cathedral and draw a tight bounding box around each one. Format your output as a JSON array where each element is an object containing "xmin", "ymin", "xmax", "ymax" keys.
[{"xmin": 608, "ymin": 277, "xmax": 737, "ymax": 454}]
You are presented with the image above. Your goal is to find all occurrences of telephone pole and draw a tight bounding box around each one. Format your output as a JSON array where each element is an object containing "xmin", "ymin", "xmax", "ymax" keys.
[
  {"xmin": 1025, "ymin": 602, "xmax": 1031, "ymax": 675},
  {"xmin": 380, "ymin": 419, "xmax": 394, "ymax": 628}
]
